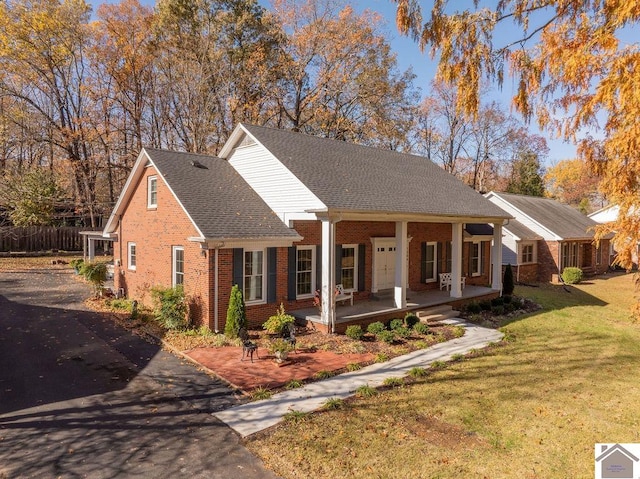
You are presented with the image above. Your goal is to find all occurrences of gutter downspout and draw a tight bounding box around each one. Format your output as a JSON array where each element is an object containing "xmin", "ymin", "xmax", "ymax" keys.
[{"xmin": 214, "ymin": 247, "xmax": 219, "ymax": 333}]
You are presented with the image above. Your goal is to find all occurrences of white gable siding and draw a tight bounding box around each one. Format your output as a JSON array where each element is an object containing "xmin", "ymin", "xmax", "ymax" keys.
[
  {"xmin": 589, "ymin": 205, "xmax": 619, "ymax": 223},
  {"xmin": 502, "ymin": 233, "xmax": 518, "ymax": 265},
  {"xmin": 487, "ymin": 195, "xmax": 558, "ymax": 241},
  {"xmin": 228, "ymin": 144, "xmax": 325, "ymax": 220}
]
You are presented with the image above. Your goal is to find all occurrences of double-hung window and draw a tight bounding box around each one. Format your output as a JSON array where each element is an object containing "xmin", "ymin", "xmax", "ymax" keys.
[
  {"xmin": 521, "ymin": 243, "xmax": 534, "ymax": 264},
  {"xmin": 340, "ymin": 245, "xmax": 358, "ymax": 291},
  {"xmin": 173, "ymin": 246, "xmax": 184, "ymax": 286},
  {"xmin": 423, "ymin": 242, "xmax": 437, "ymax": 282},
  {"xmin": 296, "ymin": 246, "xmax": 315, "ymax": 297},
  {"xmin": 147, "ymin": 176, "xmax": 157, "ymax": 208},
  {"xmin": 128, "ymin": 242, "xmax": 136, "ymax": 270},
  {"xmin": 471, "ymin": 242, "xmax": 482, "ymax": 276},
  {"xmin": 244, "ymin": 250, "xmax": 265, "ymax": 302}
]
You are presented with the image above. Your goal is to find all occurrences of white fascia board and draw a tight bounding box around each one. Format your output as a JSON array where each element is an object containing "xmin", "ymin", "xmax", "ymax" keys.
[
  {"xmin": 283, "ymin": 212, "xmax": 318, "ymax": 226},
  {"xmin": 196, "ymin": 236, "xmax": 303, "ymax": 249},
  {"xmin": 308, "ymin": 208, "xmax": 511, "ymax": 224},
  {"xmin": 103, "ymin": 149, "xmax": 151, "ymax": 235},
  {"xmin": 218, "ymin": 123, "xmax": 248, "ymax": 159}
]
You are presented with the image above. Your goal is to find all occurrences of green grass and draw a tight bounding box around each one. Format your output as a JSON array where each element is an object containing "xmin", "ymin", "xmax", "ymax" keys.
[{"xmin": 247, "ymin": 273, "xmax": 640, "ymax": 478}]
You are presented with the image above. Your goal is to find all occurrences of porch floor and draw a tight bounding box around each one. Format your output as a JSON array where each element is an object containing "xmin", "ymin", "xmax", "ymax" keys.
[{"xmin": 293, "ymin": 285, "xmax": 498, "ymax": 325}]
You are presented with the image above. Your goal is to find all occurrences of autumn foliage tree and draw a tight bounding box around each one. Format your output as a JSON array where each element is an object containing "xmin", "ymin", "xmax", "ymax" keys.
[
  {"xmin": 394, "ymin": 0, "xmax": 640, "ymax": 274},
  {"xmin": 545, "ymin": 159, "xmax": 601, "ymax": 212}
]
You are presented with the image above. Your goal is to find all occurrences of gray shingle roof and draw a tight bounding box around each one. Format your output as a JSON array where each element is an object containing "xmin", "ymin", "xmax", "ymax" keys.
[
  {"xmin": 493, "ymin": 192, "xmax": 598, "ymax": 240},
  {"xmin": 504, "ymin": 219, "xmax": 541, "ymax": 241},
  {"xmin": 242, "ymin": 124, "xmax": 511, "ymax": 219},
  {"xmin": 145, "ymin": 148, "xmax": 298, "ymax": 240}
]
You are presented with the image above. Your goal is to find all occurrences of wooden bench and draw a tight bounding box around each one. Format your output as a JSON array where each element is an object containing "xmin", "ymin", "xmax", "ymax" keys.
[
  {"xmin": 335, "ymin": 283, "xmax": 354, "ymax": 306},
  {"xmin": 438, "ymin": 273, "xmax": 466, "ymax": 291}
]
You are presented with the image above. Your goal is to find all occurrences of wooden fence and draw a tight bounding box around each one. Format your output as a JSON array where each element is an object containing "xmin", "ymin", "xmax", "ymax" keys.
[{"xmin": 0, "ymin": 226, "xmax": 98, "ymax": 252}]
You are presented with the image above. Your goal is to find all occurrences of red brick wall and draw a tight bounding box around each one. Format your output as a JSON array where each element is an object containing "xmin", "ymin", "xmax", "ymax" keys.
[
  {"xmin": 512, "ymin": 263, "xmax": 538, "ymax": 283},
  {"xmin": 537, "ymin": 240, "xmax": 559, "ymax": 282},
  {"xmin": 113, "ymin": 165, "xmax": 212, "ymax": 327}
]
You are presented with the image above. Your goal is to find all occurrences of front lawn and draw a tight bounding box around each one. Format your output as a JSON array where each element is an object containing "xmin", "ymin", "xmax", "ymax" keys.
[{"xmin": 246, "ymin": 273, "xmax": 640, "ymax": 478}]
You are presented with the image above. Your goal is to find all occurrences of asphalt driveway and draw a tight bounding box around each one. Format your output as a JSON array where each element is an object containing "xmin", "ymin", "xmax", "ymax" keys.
[{"xmin": 0, "ymin": 267, "xmax": 278, "ymax": 478}]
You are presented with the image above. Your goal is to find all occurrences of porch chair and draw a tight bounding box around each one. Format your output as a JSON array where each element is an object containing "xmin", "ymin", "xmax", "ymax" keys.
[
  {"xmin": 239, "ymin": 328, "xmax": 259, "ymax": 362},
  {"xmin": 335, "ymin": 283, "xmax": 354, "ymax": 306},
  {"xmin": 438, "ymin": 273, "xmax": 466, "ymax": 291}
]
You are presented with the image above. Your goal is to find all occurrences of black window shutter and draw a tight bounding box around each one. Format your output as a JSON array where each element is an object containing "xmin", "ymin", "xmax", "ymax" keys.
[
  {"xmin": 467, "ymin": 243, "xmax": 473, "ymax": 276},
  {"xmin": 446, "ymin": 241, "xmax": 452, "ymax": 273},
  {"xmin": 335, "ymin": 244, "xmax": 343, "ymax": 284},
  {"xmin": 288, "ymin": 246, "xmax": 297, "ymax": 301},
  {"xmin": 480, "ymin": 241, "xmax": 486, "ymax": 275},
  {"xmin": 437, "ymin": 241, "xmax": 444, "ymax": 276},
  {"xmin": 358, "ymin": 244, "xmax": 366, "ymax": 292},
  {"xmin": 232, "ymin": 248, "xmax": 243, "ymax": 289},
  {"xmin": 420, "ymin": 242, "xmax": 427, "ymax": 283},
  {"xmin": 267, "ymin": 247, "xmax": 277, "ymax": 303}
]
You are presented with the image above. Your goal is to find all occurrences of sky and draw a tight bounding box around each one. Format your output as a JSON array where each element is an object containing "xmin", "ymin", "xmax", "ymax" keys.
[{"xmin": 90, "ymin": 0, "xmax": 579, "ymax": 165}]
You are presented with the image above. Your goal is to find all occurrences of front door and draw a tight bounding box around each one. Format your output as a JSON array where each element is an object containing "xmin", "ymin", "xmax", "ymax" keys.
[{"xmin": 373, "ymin": 239, "xmax": 396, "ymax": 291}]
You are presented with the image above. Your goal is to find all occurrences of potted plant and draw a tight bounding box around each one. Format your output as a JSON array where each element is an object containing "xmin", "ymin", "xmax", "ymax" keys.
[{"xmin": 269, "ymin": 338, "xmax": 294, "ymax": 363}]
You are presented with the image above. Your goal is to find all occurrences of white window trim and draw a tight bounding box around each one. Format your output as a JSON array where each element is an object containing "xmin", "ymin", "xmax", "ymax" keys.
[
  {"xmin": 127, "ymin": 242, "xmax": 136, "ymax": 271},
  {"xmin": 244, "ymin": 249, "xmax": 266, "ymax": 305},
  {"xmin": 296, "ymin": 245, "xmax": 315, "ymax": 299},
  {"xmin": 172, "ymin": 246, "xmax": 184, "ymax": 287},
  {"xmin": 520, "ymin": 242, "xmax": 536, "ymax": 265},
  {"xmin": 147, "ymin": 175, "xmax": 157, "ymax": 208},
  {"xmin": 471, "ymin": 241, "xmax": 482, "ymax": 277},
  {"xmin": 341, "ymin": 244, "xmax": 359, "ymax": 292},
  {"xmin": 424, "ymin": 241, "xmax": 438, "ymax": 283}
]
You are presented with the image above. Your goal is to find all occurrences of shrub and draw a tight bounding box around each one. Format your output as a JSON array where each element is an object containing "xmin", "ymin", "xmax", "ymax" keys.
[
  {"xmin": 479, "ymin": 300, "xmax": 493, "ymax": 311},
  {"xmin": 285, "ymin": 379, "xmax": 303, "ymax": 389},
  {"xmin": 376, "ymin": 330, "xmax": 396, "ymax": 344},
  {"xmin": 105, "ymin": 298, "xmax": 131, "ymax": 311},
  {"xmin": 502, "ymin": 295, "xmax": 513, "ymax": 304},
  {"xmin": 322, "ymin": 398, "xmax": 344, "ymax": 410},
  {"xmin": 452, "ymin": 326, "xmax": 465, "ymax": 338},
  {"xmin": 151, "ymin": 285, "xmax": 188, "ymax": 330},
  {"xmin": 389, "ymin": 318, "xmax": 404, "ymax": 330},
  {"xmin": 562, "ymin": 267, "xmax": 583, "ymax": 284},
  {"xmin": 263, "ymin": 303, "xmax": 295, "ymax": 334},
  {"xmin": 225, "ymin": 285, "xmax": 246, "ymax": 338},
  {"xmin": 466, "ymin": 302, "xmax": 482, "ymax": 314},
  {"xmin": 383, "ymin": 377, "xmax": 404, "ymax": 387},
  {"xmin": 345, "ymin": 325, "xmax": 364, "ymax": 340},
  {"xmin": 70, "ymin": 258, "xmax": 84, "ymax": 274},
  {"xmin": 404, "ymin": 312, "xmax": 420, "ymax": 328},
  {"xmin": 413, "ymin": 322, "xmax": 429, "ymax": 335},
  {"xmin": 250, "ymin": 387, "xmax": 272, "ymax": 400},
  {"xmin": 394, "ymin": 326, "xmax": 411, "ymax": 339},
  {"xmin": 346, "ymin": 362, "xmax": 362, "ymax": 372},
  {"xmin": 367, "ymin": 321, "xmax": 386, "ymax": 334},
  {"xmin": 491, "ymin": 296, "xmax": 504, "ymax": 307},
  {"xmin": 355, "ymin": 385, "xmax": 377, "ymax": 398},
  {"xmin": 315, "ymin": 370, "xmax": 335, "ymax": 380},
  {"xmin": 491, "ymin": 305, "xmax": 505, "ymax": 316},
  {"xmin": 82, "ymin": 262, "xmax": 108, "ymax": 297},
  {"xmin": 408, "ymin": 367, "xmax": 428, "ymax": 378},
  {"xmin": 283, "ymin": 410, "xmax": 308, "ymax": 423},
  {"xmin": 374, "ymin": 352, "xmax": 389, "ymax": 363},
  {"xmin": 431, "ymin": 360, "xmax": 447, "ymax": 370},
  {"xmin": 503, "ymin": 263, "xmax": 515, "ymax": 295}
]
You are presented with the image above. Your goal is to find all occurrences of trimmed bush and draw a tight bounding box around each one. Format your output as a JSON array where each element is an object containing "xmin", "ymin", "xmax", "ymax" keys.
[
  {"xmin": 404, "ymin": 312, "xmax": 420, "ymax": 328},
  {"xmin": 345, "ymin": 325, "xmax": 364, "ymax": 340},
  {"xmin": 367, "ymin": 321, "xmax": 386, "ymax": 334},
  {"xmin": 479, "ymin": 300, "xmax": 493, "ymax": 311},
  {"xmin": 492, "ymin": 305, "xmax": 505, "ymax": 316},
  {"xmin": 413, "ymin": 322, "xmax": 429, "ymax": 335},
  {"xmin": 466, "ymin": 302, "xmax": 482, "ymax": 314},
  {"xmin": 502, "ymin": 295, "xmax": 513, "ymax": 304},
  {"xmin": 389, "ymin": 318, "xmax": 404, "ymax": 330},
  {"xmin": 491, "ymin": 296, "xmax": 504, "ymax": 307},
  {"xmin": 263, "ymin": 303, "xmax": 295, "ymax": 334},
  {"xmin": 503, "ymin": 263, "xmax": 515, "ymax": 295},
  {"xmin": 376, "ymin": 330, "xmax": 396, "ymax": 344},
  {"xmin": 82, "ymin": 261, "xmax": 108, "ymax": 297},
  {"xmin": 225, "ymin": 284, "xmax": 246, "ymax": 338},
  {"xmin": 562, "ymin": 267, "xmax": 583, "ymax": 284},
  {"xmin": 151, "ymin": 285, "xmax": 188, "ymax": 330},
  {"xmin": 395, "ymin": 326, "xmax": 411, "ymax": 338}
]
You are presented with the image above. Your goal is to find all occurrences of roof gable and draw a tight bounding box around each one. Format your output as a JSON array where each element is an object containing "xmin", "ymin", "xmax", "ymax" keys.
[
  {"xmin": 486, "ymin": 192, "xmax": 598, "ymax": 240},
  {"xmin": 226, "ymin": 124, "xmax": 510, "ymax": 221}
]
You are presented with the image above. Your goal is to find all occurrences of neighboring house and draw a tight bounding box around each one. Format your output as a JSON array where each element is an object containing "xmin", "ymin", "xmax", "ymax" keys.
[
  {"xmin": 103, "ymin": 124, "xmax": 511, "ymax": 333},
  {"xmin": 589, "ymin": 204, "xmax": 639, "ymax": 268},
  {"xmin": 485, "ymin": 192, "xmax": 610, "ymax": 282}
]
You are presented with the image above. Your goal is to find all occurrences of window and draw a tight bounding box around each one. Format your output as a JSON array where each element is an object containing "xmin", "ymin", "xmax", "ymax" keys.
[
  {"xmin": 296, "ymin": 246, "xmax": 315, "ymax": 297},
  {"xmin": 128, "ymin": 242, "xmax": 136, "ymax": 270},
  {"xmin": 423, "ymin": 242, "xmax": 437, "ymax": 282},
  {"xmin": 340, "ymin": 245, "xmax": 358, "ymax": 291},
  {"xmin": 471, "ymin": 242, "xmax": 482, "ymax": 276},
  {"xmin": 147, "ymin": 176, "xmax": 157, "ymax": 208},
  {"xmin": 244, "ymin": 250, "xmax": 264, "ymax": 302},
  {"xmin": 521, "ymin": 243, "xmax": 534, "ymax": 264},
  {"xmin": 173, "ymin": 246, "xmax": 184, "ymax": 286},
  {"xmin": 561, "ymin": 242, "xmax": 579, "ymax": 269}
]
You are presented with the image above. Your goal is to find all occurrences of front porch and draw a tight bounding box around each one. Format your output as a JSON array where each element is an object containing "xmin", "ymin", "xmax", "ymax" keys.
[{"xmin": 293, "ymin": 285, "xmax": 499, "ymax": 333}]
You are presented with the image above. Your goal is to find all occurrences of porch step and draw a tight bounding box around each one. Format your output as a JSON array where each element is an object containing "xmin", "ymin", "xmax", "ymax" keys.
[{"xmin": 416, "ymin": 305, "xmax": 460, "ymax": 324}]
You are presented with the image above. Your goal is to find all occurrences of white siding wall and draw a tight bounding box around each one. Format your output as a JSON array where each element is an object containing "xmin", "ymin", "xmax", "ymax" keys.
[
  {"xmin": 589, "ymin": 205, "xmax": 619, "ymax": 223},
  {"xmin": 228, "ymin": 144, "xmax": 325, "ymax": 219},
  {"xmin": 487, "ymin": 195, "xmax": 557, "ymax": 241},
  {"xmin": 502, "ymin": 234, "xmax": 518, "ymax": 265}
]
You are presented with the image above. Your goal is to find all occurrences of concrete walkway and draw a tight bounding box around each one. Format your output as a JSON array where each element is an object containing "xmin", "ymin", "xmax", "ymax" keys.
[{"xmin": 214, "ymin": 319, "xmax": 503, "ymax": 437}]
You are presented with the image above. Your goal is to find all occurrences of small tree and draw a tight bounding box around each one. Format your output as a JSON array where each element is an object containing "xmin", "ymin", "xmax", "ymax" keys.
[
  {"xmin": 225, "ymin": 284, "xmax": 246, "ymax": 338},
  {"xmin": 82, "ymin": 262, "xmax": 107, "ymax": 297},
  {"xmin": 503, "ymin": 264, "xmax": 515, "ymax": 296}
]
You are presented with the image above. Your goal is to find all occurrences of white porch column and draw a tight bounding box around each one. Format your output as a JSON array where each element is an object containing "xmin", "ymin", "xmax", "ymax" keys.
[
  {"xmin": 492, "ymin": 223, "xmax": 503, "ymax": 292},
  {"xmin": 451, "ymin": 223, "xmax": 463, "ymax": 298},
  {"xmin": 394, "ymin": 221, "xmax": 408, "ymax": 309},
  {"xmin": 88, "ymin": 237, "xmax": 96, "ymax": 262},
  {"xmin": 321, "ymin": 220, "xmax": 336, "ymax": 333}
]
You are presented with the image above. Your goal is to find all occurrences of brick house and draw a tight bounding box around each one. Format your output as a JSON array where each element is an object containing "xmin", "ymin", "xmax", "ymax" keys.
[
  {"xmin": 103, "ymin": 124, "xmax": 512, "ymax": 332},
  {"xmin": 484, "ymin": 192, "xmax": 611, "ymax": 282}
]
